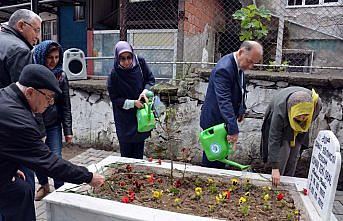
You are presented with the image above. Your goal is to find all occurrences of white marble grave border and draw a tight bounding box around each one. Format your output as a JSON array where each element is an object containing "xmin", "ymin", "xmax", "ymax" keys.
[{"xmin": 44, "ymin": 156, "xmax": 337, "ymax": 221}]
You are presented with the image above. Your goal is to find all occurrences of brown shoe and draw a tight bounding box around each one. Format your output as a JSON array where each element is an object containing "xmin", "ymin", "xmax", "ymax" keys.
[{"xmin": 35, "ymin": 184, "xmax": 50, "ymax": 201}]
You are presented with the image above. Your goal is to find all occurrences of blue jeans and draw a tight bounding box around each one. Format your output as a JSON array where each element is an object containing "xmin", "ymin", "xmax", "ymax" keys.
[
  {"xmin": 36, "ymin": 125, "xmax": 64, "ymax": 190},
  {"xmin": 202, "ymin": 152, "xmax": 226, "ymax": 169}
]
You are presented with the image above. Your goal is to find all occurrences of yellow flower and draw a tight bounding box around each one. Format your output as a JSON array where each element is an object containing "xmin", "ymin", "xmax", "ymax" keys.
[
  {"xmin": 174, "ymin": 198, "xmax": 181, "ymax": 204},
  {"xmin": 293, "ymin": 210, "xmax": 299, "ymax": 215},
  {"xmin": 245, "ymin": 192, "xmax": 250, "ymax": 196},
  {"xmin": 262, "ymin": 186, "xmax": 272, "ymax": 191},
  {"xmin": 195, "ymin": 187, "xmax": 203, "ymax": 196},
  {"xmin": 207, "ymin": 178, "xmax": 214, "ymax": 184},
  {"xmin": 239, "ymin": 196, "xmax": 247, "ymax": 204},
  {"xmin": 263, "ymin": 194, "xmax": 270, "ymax": 201},
  {"xmin": 152, "ymin": 190, "xmax": 163, "ymax": 199},
  {"xmin": 231, "ymin": 178, "xmax": 239, "ymax": 186},
  {"xmin": 215, "ymin": 194, "xmax": 224, "ymax": 204}
]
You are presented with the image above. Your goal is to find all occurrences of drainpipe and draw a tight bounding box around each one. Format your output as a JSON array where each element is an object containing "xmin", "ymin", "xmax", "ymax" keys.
[
  {"xmin": 176, "ymin": 0, "xmax": 185, "ymax": 79},
  {"xmin": 275, "ymin": 0, "xmax": 286, "ymax": 65},
  {"xmin": 119, "ymin": 0, "xmax": 128, "ymax": 41},
  {"xmin": 31, "ymin": 0, "xmax": 38, "ymax": 13},
  {"xmin": 86, "ymin": 0, "xmax": 94, "ymax": 76}
]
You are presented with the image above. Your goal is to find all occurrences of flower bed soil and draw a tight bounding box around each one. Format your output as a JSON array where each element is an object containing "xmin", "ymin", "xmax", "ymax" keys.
[{"xmin": 74, "ymin": 163, "xmax": 304, "ymax": 221}]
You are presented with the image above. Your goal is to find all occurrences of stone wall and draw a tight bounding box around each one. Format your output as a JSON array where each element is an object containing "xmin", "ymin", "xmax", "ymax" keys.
[{"xmin": 69, "ymin": 70, "xmax": 343, "ymax": 165}]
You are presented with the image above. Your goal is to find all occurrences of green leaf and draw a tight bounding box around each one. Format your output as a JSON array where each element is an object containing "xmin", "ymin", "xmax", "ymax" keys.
[
  {"xmin": 240, "ymin": 31, "xmax": 252, "ymax": 41},
  {"xmin": 252, "ymin": 20, "xmax": 261, "ymax": 28},
  {"xmin": 258, "ymin": 8, "xmax": 271, "ymax": 18},
  {"xmin": 247, "ymin": 4, "xmax": 257, "ymax": 11}
]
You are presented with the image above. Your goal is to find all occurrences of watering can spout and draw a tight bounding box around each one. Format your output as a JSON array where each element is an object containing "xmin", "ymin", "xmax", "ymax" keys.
[{"xmin": 218, "ymin": 158, "xmax": 251, "ymax": 171}]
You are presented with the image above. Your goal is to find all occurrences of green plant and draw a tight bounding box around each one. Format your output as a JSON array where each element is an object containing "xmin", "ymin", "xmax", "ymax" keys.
[
  {"xmin": 233, "ymin": 4, "xmax": 271, "ymax": 41},
  {"xmin": 267, "ymin": 60, "xmax": 289, "ymax": 72},
  {"xmin": 240, "ymin": 204, "xmax": 250, "ymax": 216}
]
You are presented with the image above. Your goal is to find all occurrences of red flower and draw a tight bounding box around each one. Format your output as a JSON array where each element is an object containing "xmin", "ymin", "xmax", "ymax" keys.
[
  {"xmin": 126, "ymin": 164, "xmax": 133, "ymax": 172},
  {"xmin": 225, "ymin": 191, "xmax": 231, "ymax": 200},
  {"xmin": 134, "ymin": 180, "xmax": 143, "ymax": 189},
  {"xmin": 128, "ymin": 190, "xmax": 135, "ymax": 201},
  {"xmin": 148, "ymin": 174, "xmax": 155, "ymax": 184},
  {"xmin": 127, "ymin": 174, "xmax": 133, "ymax": 179},
  {"xmin": 148, "ymin": 157, "xmax": 153, "ymax": 162},
  {"xmin": 303, "ymin": 188, "xmax": 308, "ymax": 196},
  {"xmin": 174, "ymin": 179, "xmax": 182, "ymax": 188},
  {"xmin": 121, "ymin": 196, "xmax": 129, "ymax": 203},
  {"xmin": 157, "ymin": 159, "xmax": 162, "ymax": 165},
  {"xmin": 277, "ymin": 193, "xmax": 284, "ymax": 201},
  {"xmin": 119, "ymin": 181, "xmax": 126, "ymax": 187}
]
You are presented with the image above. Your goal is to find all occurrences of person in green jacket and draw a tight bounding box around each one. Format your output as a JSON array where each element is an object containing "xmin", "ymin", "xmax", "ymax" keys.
[{"xmin": 260, "ymin": 86, "xmax": 322, "ymax": 186}]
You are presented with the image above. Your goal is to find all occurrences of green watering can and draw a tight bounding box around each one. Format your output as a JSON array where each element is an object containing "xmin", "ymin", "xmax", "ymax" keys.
[
  {"xmin": 199, "ymin": 123, "xmax": 250, "ymax": 170},
  {"xmin": 137, "ymin": 91, "xmax": 156, "ymax": 132}
]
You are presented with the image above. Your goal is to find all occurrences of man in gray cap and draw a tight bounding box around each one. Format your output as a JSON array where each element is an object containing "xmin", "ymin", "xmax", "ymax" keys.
[{"xmin": 0, "ymin": 64, "xmax": 105, "ymax": 221}]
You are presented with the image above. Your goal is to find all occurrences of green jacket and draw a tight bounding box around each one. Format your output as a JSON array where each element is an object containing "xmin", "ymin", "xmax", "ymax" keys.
[{"xmin": 260, "ymin": 86, "xmax": 322, "ymax": 169}]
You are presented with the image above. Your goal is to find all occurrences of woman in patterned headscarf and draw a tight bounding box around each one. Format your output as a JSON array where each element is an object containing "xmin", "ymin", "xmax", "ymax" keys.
[
  {"xmin": 33, "ymin": 40, "xmax": 73, "ymax": 200},
  {"xmin": 260, "ymin": 86, "xmax": 322, "ymax": 187}
]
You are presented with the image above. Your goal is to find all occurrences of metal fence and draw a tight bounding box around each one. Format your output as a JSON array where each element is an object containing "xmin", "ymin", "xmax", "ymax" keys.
[{"xmin": 91, "ymin": 0, "xmax": 343, "ymax": 78}]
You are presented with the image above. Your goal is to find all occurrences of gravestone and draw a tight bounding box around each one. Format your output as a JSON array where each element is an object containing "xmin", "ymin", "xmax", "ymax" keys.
[{"xmin": 308, "ymin": 130, "xmax": 342, "ymax": 221}]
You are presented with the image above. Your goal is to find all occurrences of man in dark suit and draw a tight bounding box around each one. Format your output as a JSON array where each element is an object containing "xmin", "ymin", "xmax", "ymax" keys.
[{"xmin": 200, "ymin": 41, "xmax": 263, "ymax": 169}]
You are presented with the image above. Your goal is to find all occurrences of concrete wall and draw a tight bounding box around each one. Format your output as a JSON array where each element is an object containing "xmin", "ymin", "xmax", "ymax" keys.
[{"xmin": 68, "ymin": 71, "xmax": 343, "ymax": 165}]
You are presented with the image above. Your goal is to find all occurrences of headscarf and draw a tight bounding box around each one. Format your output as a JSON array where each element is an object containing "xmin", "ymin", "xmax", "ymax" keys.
[
  {"xmin": 287, "ymin": 89, "xmax": 319, "ymax": 147},
  {"xmin": 114, "ymin": 41, "xmax": 137, "ymax": 69},
  {"xmin": 34, "ymin": 40, "xmax": 63, "ymax": 77}
]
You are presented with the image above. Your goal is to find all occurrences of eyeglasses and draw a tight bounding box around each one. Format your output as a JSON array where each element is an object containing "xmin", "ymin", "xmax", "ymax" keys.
[
  {"xmin": 23, "ymin": 21, "xmax": 41, "ymax": 34},
  {"xmin": 119, "ymin": 55, "xmax": 133, "ymax": 62},
  {"xmin": 35, "ymin": 89, "xmax": 54, "ymax": 104}
]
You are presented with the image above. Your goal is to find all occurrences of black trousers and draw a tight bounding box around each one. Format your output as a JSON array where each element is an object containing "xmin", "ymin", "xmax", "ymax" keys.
[
  {"xmin": 119, "ymin": 141, "xmax": 145, "ymax": 159},
  {"xmin": 0, "ymin": 177, "xmax": 35, "ymax": 221},
  {"xmin": 202, "ymin": 151, "xmax": 226, "ymax": 169}
]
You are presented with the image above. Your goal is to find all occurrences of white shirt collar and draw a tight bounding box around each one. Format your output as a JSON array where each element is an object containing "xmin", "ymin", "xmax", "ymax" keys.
[{"xmin": 233, "ymin": 52, "xmax": 241, "ymax": 73}]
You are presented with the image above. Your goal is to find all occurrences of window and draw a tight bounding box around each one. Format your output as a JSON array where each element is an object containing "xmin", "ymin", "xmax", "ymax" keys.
[
  {"xmin": 74, "ymin": 5, "xmax": 85, "ymax": 21},
  {"xmin": 42, "ymin": 20, "xmax": 57, "ymax": 41},
  {"xmin": 42, "ymin": 21, "xmax": 52, "ymax": 41},
  {"xmin": 288, "ymin": 0, "xmax": 339, "ymax": 6}
]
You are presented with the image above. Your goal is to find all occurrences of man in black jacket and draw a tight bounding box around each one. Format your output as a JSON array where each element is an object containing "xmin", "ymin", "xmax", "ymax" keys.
[
  {"xmin": 0, "ymin": 64, "xmax": 105, "ymax": 221},
  {"xmin": 0, "ymin": 9, "xmax": 42, "ymax": 200},
  {"xmin": 0, "ymin": 9, "xmax": 41, "ymax": 88}
]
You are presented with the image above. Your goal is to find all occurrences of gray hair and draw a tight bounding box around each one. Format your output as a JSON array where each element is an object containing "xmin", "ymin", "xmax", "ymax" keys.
[
  {"xmin": 287, "ymin": 91, "xmax": 312, "ymax": 112},
  {"xmin": 240, "ymin": 41, "xmax": 263, "ymax": 56},
  {"xmin": 8, "ymin": 9, "xmax": 41, "ymax": 28}
]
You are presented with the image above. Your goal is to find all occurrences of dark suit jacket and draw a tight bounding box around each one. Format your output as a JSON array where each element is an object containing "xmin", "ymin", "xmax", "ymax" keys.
[{"xmin": 200, "ymin": 53, "xmax": 246, "ymax": 135}]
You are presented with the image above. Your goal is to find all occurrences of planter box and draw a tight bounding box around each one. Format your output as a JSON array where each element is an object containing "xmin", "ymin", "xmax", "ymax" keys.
[{"xmin": 44, "ymin": 156, "xmax": 333, "ymax": 221}]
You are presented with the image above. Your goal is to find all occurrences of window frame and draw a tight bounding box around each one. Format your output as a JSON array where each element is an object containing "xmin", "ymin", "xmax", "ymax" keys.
[
  {"xmin": 286, "ymin": 0, "xmax": 342, "ymax": 8},
  {"xmin": 73, "ymin": 5, "xmax": 85, "ymax": 21}
]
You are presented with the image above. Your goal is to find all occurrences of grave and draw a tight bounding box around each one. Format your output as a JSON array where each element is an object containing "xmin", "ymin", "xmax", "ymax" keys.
[
  {"xmin": 44, "ymin": 130, "xmax": 341, "ymax": 221},
  {"xmin": 308, "ymin": 130, "xmax": 341, "ymax": 221}
]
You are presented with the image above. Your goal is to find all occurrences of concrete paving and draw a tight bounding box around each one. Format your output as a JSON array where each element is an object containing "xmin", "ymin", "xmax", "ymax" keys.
[{"xmin": 35, "ymin": 148, "xmax": 343, "ymax": 221}]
